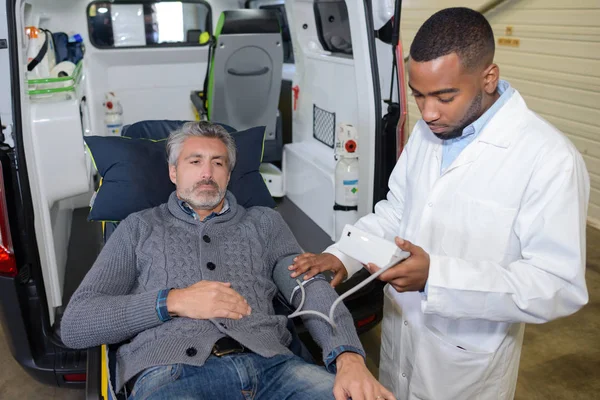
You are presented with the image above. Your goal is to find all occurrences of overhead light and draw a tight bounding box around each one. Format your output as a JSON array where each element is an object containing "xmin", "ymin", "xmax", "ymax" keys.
[{"xmin": 98, "ymin": 7, "xmax": 108, "ymax": 14}]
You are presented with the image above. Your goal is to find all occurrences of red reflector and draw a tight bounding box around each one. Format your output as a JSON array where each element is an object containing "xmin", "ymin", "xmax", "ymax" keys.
[
  {"xmin": 356, "ymin": 314, "xmax": 376, "ymax": 328},
  {"xmin": 0, "ymin": 162, "xmax": 16, "ymax": 277},
  {"xmin": 63, "ymin": 373, "xmax": 87, "ymax": 382},
  {"xmin": 0, "ymin": 248, "xmax": 16, "ymax": 277}
]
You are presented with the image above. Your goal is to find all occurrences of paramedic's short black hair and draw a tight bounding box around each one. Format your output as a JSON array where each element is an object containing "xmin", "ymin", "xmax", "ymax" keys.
[{"xmin": 409, "ymin": 7, "xmax": 495, "ymax": 71}]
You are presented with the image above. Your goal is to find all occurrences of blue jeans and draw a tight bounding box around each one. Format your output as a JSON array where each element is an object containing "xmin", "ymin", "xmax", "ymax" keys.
[{"xmin": 128, "ymin": 353, "xmax": 335, "ymax": 400}]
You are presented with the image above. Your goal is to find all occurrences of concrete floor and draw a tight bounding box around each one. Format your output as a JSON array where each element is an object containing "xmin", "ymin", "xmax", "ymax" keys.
[{"xmin": 1, "ymin": 227, "xmax": 599, "ymax": 399}]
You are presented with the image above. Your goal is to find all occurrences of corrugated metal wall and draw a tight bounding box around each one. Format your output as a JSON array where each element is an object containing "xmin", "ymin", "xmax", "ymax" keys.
[{"xmin": 399, "ymin": 0, "xmax": 600, "ymax": 226}]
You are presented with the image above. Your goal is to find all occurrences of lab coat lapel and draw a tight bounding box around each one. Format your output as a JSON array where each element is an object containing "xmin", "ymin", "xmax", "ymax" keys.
[
  {"xmin": 441, "ymin": 140, "xmax": 488, "ymax": 176},
  {"xmin": 440, "ymin": 90, "xmax": 525, "ymax": 176}
]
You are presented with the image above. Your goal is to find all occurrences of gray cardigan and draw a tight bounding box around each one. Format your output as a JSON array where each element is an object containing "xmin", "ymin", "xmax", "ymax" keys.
[{"xmin": 61, "ymin": 191, "xmax": 363, "ymax": 391}]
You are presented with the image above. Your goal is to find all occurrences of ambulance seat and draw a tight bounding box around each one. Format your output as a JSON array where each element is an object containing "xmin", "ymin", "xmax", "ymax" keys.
[
  {"xmin": 93, "ymin": 119, "xmax": 313, "ymax": 400},
  {"xmin": 197, "ymin": 9, "xmax": 284, "ymax": 162}
]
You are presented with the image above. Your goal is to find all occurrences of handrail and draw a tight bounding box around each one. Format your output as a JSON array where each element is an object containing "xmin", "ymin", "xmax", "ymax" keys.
[{"xmin": 27, "ymin": 60, "xmax": 83, "ymax": 96}]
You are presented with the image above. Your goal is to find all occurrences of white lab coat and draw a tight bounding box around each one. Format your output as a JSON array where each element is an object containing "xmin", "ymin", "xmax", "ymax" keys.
[{"xmin": 326, "ymin": 90, "xmax": 589, "ymax": 399}]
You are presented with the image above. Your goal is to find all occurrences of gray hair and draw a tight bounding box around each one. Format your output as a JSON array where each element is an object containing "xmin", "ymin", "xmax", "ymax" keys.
[{"xmin": 166, "ymin": 121, "xmax": 237, "ymax": 171}]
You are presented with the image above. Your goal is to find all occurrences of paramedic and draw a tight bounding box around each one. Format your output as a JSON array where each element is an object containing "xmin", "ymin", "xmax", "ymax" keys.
[
  {"xmin": 289, "ymin": 7, "xmax": 590, "ymax": 400},
  {"xmin": 61, "ymin": 122, "xmax": 394, "ymax": 400}
]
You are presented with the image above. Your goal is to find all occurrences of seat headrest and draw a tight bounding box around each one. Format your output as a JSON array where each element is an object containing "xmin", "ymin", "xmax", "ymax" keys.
[
  {"xmin": 216, "ymin": 10, "xmax": 280, "ymax": 36},
  {"xmin": 84, "ymin": 121, "xmax": 276, "ymax": 222},
  {"xmin": 121, "ymin": 119, "xmax": 235, "ymax": 140}
]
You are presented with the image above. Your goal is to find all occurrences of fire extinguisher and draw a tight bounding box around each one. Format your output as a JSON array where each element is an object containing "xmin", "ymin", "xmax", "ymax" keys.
[{"xmin": 333, "ymin": 123, "xmax": 359, "ymax": 240}]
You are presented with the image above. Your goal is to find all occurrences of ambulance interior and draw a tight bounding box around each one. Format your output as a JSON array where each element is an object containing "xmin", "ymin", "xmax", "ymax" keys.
[
  {"xmin": 12, "ymin": 0, "xmax": 403, "ymax": 377},
  {"xmin": 5, "ymin": 0, "xmax": 600, "ymax": 396}
]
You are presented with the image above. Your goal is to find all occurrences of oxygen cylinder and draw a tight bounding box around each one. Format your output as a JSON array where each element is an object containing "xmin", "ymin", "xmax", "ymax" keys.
[
  {"xmin": 334, "ymin": 123, "xmax": 359, "ymax": 240},
  {"xmin": 103, "ymin": 92, "xmax": 123, "ymax": 136}
]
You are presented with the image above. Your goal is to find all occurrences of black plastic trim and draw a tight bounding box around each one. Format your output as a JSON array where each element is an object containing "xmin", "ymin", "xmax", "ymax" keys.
[
  {"xmin": 7, "ymin": 0, "xmax": 54, "ymax": 325},
  {"xmin": 86, "ymin": 347, "xmax": 102, "ymax": 400},
  {"xmin": 257, "ymin": 3, "xmax": 295, "ymax": 64},
  {"xmin": 3, "ymin": 0, "xmax": 83, "ymax": 387},
  {"xmin": 313, "ymin": 0, "xmax": 353, "ymax": 56},
  {"xmin": 333, "ymin": 204, "xmax": 358, "ymax": 211},
  {"xmin": 6, "ymin": 0, "xmax": 53, "ymax": 338},
  {"xmin": 86, "ymin": 0, "xmax": 213, "ymax": 50},
  {"xmin": 90, "ymin": 40, "xmax": 212, "ymax": 50},
  {"xmin": 363, "ymin": 0, "xmax": 384, "ymax": 206},
  {"xmin": 220, "ymin": 9, "xmax": 280, "ymax": 34}
]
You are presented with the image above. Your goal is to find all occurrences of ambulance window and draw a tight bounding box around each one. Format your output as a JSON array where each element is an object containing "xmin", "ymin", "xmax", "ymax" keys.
[
  {"xmin": 87, "ymin": 1, "xmax": 212, "ymax": 49},
  {"xmin": 314, "ymin": 0, "xmax": 353, "ymax": 56},
  {"xmin": 259, "ymin": 4, "xmax": 294, "ymax": 64}
]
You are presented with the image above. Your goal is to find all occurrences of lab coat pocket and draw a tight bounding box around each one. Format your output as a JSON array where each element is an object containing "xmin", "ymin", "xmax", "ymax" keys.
[
  {"xmin": 442, "ymin": 194, "xmax": 517, "ymax": 262},
  {"xmin": 410, "ymin": 325, "xmax": 494, "ymax": 400}
]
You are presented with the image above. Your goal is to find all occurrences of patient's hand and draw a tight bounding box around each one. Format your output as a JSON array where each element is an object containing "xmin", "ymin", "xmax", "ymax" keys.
[
  {"xmin": 289, "ymin": 253, "xmax": 348, "ymax": 287},
  {"xmin": 167, "ymin": 281, "xmax": 251, "ymax": 320},
  {"xmin": 333, "ymin": 353, "xmax": 396, "ymax": 400}
]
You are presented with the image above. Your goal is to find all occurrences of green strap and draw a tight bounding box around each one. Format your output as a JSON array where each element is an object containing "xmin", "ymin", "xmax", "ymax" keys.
[{"xmin": 206, "ymin": 13, "xmax": 227, "ymax": 119}]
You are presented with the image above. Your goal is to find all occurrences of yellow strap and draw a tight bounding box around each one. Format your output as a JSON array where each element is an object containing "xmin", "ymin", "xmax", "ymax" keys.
[{"xmin": 101, "ymin": 344, "xmax": 109, "ymax": 399}]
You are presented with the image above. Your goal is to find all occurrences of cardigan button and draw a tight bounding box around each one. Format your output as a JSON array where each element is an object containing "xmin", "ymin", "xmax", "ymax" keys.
[
  {"xmin": 186, "ymin": 347, "xmax": 197, "ymax": 357},
  {"xmin": 207, "ymin": 262, "xmax": 216, "ymax": 271},
  {"xmin": 203, "ymin": 235, "xmax": 211, "ymax": 243}
]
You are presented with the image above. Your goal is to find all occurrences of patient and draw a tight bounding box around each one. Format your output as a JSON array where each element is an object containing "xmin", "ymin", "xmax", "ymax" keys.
[{"xmin": 61, "ymin": 122, "xmax": 394, "ymax": 400}]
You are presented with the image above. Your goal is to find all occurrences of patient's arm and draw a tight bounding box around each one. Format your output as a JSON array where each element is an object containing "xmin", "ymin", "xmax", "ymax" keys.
[
  {"xmin": 273, "ymin": 257, "xmax": 365, "ymax": 368},
  {"xmin": 273, "ymin": 257, "xmax": 396, "ymax": 400},
  {"xmin": 265, "ymin": 210, "xmax": 397, "ymax": 399},
  {"xmin": 61, "ymin": 217, "xmax": 163, "ymax": 349},
  {"xmin": 264, "ymin": 209, "xmax": 365, "ymax": 367}
]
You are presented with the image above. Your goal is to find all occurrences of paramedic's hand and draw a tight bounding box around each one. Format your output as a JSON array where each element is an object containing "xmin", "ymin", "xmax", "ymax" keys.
[
  {"xmin": 334, "ymin": 352, "xmax": 396, "ymax": 400},
  {"xmin": 365, "ymin": 237, "xmax": 429, "ymax": 292},
  {"xmin": 289, "ymin": 253, "xmax": 348, "ymax": 287},
  {"xmin": 167, "ymin": 281, "xmax": 252, "ymax": 320}
]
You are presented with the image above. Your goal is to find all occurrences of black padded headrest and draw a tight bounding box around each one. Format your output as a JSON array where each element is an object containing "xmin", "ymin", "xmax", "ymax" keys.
[{"xmin": 218, "ymin": 9, "xmax": 280, "ymax": 35}]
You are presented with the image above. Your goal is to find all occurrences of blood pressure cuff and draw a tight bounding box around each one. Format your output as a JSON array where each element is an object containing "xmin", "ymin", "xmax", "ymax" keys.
[{"xmin": 272, "ymin": 254, "xmax": 328, "ymax": 305}]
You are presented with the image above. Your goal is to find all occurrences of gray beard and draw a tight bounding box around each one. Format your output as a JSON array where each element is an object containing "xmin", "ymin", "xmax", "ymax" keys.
[{"xmin": 178, "ymin": 183, "xmax": 226, "ymax": 210}]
